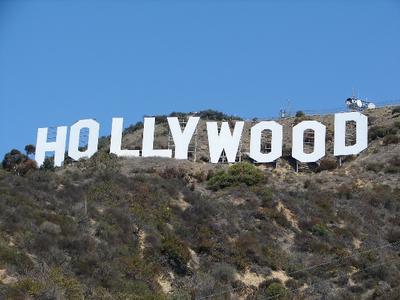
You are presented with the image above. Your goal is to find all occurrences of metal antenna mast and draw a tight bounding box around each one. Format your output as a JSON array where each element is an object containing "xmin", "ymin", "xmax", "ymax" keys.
[{"xmin": 279, "ymin": 99, "xmax": 292, "ymax": 119}]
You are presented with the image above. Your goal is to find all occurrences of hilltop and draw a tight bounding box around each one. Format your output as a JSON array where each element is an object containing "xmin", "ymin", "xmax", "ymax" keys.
[{"xmin": 0, "ymin": 106, "xmax": 399, "ymax": 299}]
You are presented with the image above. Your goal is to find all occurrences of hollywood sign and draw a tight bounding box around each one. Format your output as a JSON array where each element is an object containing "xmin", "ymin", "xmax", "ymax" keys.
[{"xmin": 35, "ymin": 112, "xmax": 368, "ymax": 167}]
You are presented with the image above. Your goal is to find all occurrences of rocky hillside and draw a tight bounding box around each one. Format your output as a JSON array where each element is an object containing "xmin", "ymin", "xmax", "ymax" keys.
[{"xmin": 0, "ymin": 107, "xmax": 399, "ymax": 299}]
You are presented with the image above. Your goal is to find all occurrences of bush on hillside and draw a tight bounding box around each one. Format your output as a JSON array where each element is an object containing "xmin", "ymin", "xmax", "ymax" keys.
[
  {"xmin": 369, "ymin": 125, "xmax": 397, "ymax": 141},
  {"xmin": 392, "ymin": 106, "xmax": 400, "ymax": 114},
  {"xmin": 383, "ymin": 134, "xmax": 400, "ymax": 145},
  {"xmin": 369, "ymin": 126, "xmax": 388, "ymax": 140},
  {"xmin": 316, "ymin": 158, "xmax": 337, "ymax": 172},
  {"xmin": 295, "ymin": 111, "xmax": 305, "ymax": 117},
  {"xmin": 207, "ymin": 162, "xmax": 264, "ymax": 190},
  {"xmin": 195, "ymin": 109, "xmax": 242, "ymax": 121},
  {"xmin": 264, "ymin": 282, "xmax": 288, "ymax": 300},
  {"xmin": 337, "ymin": 183, "xmax": 353, "ymax": 200},
  {"xmin": 294, "ymin": 113, "xmax": 312, "ymax": 125},
  {"xmin": 384, "ymin": 156, "xmax": 400, "ymax": 173},
  {"xmin": 41, "ymin": 157, "xmax": 55, "ymax": 171},
  {"xmin": 161, "ymin": 234, "xmax": 191, "ymax": 275},
  {"xmin": 169, "ymin": 111, "xmax": 190, "ymax": 118},
  {"xmin": 210, "ymin": 263, "xmax": 237, "ymax": 284},
  {"xmin": 263, "ymin": 244, "xmax": 289, "ymax": 271},
  {"xmin": 124, "ymin": 121, "xmax": 144, "ymax": 134},
  {"xmin": 311, "ymin": 223, "xmax": 330, "ymax": 236},
  {"xmin": 386, "ymin": 230, "xmax": 400, "ymax": 244},
  {"xmin": 363, "ymin": 184, "xmax": 394, "ymax": 209},
  {"xmin": 252, "ymin": 186, "xmax": 274, "ymax": 207},
  {"xmin": 0, "ymin": 239, "xmax": 34, "ymax": 273},
  {"xmin": 233, "ymin": 233, "xmax": 263, "ymax": 269},
  {"xmin": 366, "ymin": 162, "xmax": 384, "ymax": 173}
]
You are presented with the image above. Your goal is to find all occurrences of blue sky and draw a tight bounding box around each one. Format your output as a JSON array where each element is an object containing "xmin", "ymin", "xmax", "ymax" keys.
[{"xmin": 1, "ymin": 0, "xmax": 399, "ymax": 156}]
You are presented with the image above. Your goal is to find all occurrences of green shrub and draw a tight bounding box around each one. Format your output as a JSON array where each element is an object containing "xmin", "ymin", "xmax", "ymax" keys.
[
  {"xmin": 0, "ymin": 240, "xmax": 34, "ymax": 273},
  {"xmin": 382, "ymin": 134, "xmax": 399, "ymax": 145},
  {"xmin": 253, "ymin": 186, "xmax": 274, "ymax": 207},
  {"xmin": 392, "ymin": 106, "xmax": 400, "ymax": 114},
  {"xmin": 210, "ymin": 263, "xmax": 237, "ymax": 284},
  {"xmin": 207, "ymin": 163, "xmax": 264, "ymax": 190},
  {"xmin": 366, "ymin": 162, "xmax": 384, "ymax": 173},
  {"xmin": 116, "ymin": 281, "xmax": 167, "ymax": 299},
  {"xmin": 311, "ymin": 223, "xmax": 329, "ymax": 236},
  {"xmin": 369, "ymin": 126, "xmax": 389, "ymax": 140},
  {"xmin": 13, "ymin": 278, "xmax": 44, "ymax": 297},
  {"xmin": 294, "ymin": 114, "xmax": 312, "ymax": 125},
  {"xmin": 384, "ymin": 156, "xmax": 400, "ymax": 173},
  {"xmin": 266, "ymin": 208, "xmax": 292, "ymax": 229},
  {"xmin": 161, "ymin": 235, "xmax": 191, "ymax": 275},
  {"xmin": 386, "ymin": 230, "xmax": 400, "ymax": 244},
  {"xmin": 190, "ymin": 224, "xmax": 216, "ymax": 255},
  {"xmin": 170, "ymin": 289, "xmax": 192, "ymax": 300},
  {"xmin": 316, "ymin": 158, "xmax": 337, "ymax": 172},
  {"xmin": 364, "ymin": 184, "xmax": 393, "ymax": 208},
  {"xmin": 337, "ymin": 183, "xmax": 352, "ymax": 199},
  {"xmin": 265, "ymin": 282, "xmax": 288, "ymax": 300},
  {"xmin": 41, "ymin": 157, "xmax": 55, "ymax": 171},
  {"xmin": 118, "ymin": 254, "xmax": 161, "ymax": 282},
  {"xmin": 369, "ymin": 125, "xmax": 397, "ymax": 141},
  {"xmin": 207, "ymin": 171, "xmax": 231, "ymax": 190},
  {"xmin": 195, "ymin": 109, "xmax": 242, "ymax": 121},
  {"xmin": 233, "ymin": 233, "xmax": 263, "ymax": 270},
  {"xmin": 263, "ymin": 245, "xmax": 288, "ymax": 271},
  {"xmin": 48, "ymin": 267, "xmax": 85, "ymax": 299},
  {"xmin": 124, "ymin": 121, "xmax": 144, "ymax": 134}
]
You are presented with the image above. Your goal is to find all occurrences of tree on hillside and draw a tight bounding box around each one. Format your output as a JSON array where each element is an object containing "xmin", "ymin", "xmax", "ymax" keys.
[
  {"xmin": 2, "ymin": 148, "xmax": 37, "ymax": 175},
  {"xmin": 41, "ymin": 157, "xmax": 55, "ymax": 171},
  {"xmin": 24, "ymin": 144, "xmax": 36, "ymax": 156}
]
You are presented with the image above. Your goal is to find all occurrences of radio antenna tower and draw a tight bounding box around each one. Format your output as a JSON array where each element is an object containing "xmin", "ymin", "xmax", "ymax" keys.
[
  {"xmin": 279, "ymin": 99, "xmax": 291, "ymax": 119},
  {"xmin": 352, "ymin": 87, "xmax": 357, "ymax": 99}
]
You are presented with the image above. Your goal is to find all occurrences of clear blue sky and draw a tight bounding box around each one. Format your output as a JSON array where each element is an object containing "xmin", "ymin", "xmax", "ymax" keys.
[{"xmin": 1, "ymin": 0, "xmax": 399, "ymax": 156}]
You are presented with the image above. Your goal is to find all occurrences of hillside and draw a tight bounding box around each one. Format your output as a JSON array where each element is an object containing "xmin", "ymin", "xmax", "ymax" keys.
[{"xmin": 0, "ymin": 107, "xmax": 400, "ymax": 299}]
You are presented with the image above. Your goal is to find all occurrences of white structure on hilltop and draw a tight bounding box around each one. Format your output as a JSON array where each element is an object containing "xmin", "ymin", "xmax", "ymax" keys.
[{"xmin": 346, "ymin": 96, "xmax": 376, "ymax": 111}]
